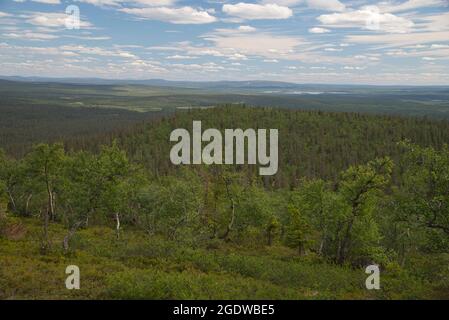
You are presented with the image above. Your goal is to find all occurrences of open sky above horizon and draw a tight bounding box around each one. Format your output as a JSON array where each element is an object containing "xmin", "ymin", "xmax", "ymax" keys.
[{"xmin": 0, "ymin": 0, "xmax": 448, "ymax": 85}]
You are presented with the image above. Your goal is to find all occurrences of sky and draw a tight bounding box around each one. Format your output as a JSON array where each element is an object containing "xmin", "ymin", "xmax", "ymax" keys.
[{"xmin": 0, "ymin": 0, "xmax": 448, "ymax": 85}]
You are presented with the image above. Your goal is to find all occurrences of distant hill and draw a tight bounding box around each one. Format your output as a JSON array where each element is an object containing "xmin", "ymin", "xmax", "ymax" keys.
[
  {"xmin": 1, "ymin": 79, "xmax": 449, "ymax": 158},
  {"xmin": 0, "ymin": 76, "xmax": 312, "ymax": 88},
  {"xmin": 2, "ymin": 76, "xmax": 448, "ymax": 92},
  {"xmin": 79, "ymin": 105, "xmax": 449, "ymax": 187}
]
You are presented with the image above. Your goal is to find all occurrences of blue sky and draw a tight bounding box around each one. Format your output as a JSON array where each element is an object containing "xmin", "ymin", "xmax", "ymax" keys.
[{"xmin": 0, "ymin": 0, "xmax": 448, "ymax": 84}]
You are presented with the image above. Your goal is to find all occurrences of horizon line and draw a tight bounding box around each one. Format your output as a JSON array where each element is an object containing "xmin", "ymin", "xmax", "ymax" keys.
[{"xmin": 1, "ymin": 75, "xmax": 448, "ymax": 87}]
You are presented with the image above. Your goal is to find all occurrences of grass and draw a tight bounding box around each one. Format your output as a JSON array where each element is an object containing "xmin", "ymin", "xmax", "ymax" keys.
[{"xmin": 0, "ymin": 215, "xmax": 444, "ymax": 300}]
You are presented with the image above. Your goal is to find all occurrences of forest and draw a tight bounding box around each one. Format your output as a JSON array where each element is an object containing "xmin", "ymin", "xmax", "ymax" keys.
[
  {"xmin": 1, "ymin": 105, "xmax": 449, "ymax": 299},
  {"xmin": 2, "ymin": 79, "xmax": 449, "ymax": 157}
]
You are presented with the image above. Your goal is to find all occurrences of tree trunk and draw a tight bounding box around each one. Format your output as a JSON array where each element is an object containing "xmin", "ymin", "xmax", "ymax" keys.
[
  {"xmin": 298, "ymin": 242, "xmax": 305, "ymax": 256},
  {"xmin": 45, "ymin": 163, "xmax": 55, "ymax": 222},
  {"xmin": 338, "ymin": 217, "xmax": 355, "ymax": 264},
  {"xmin": 51, "ymin": 192, "xmax": 56, "ymax": 221},
  {"xmin": 318, "ymin": 230, "xmax": 326, "ymax": 255},
  {"xmin": 63, "ymin": 221, "xmax": 84, "ymax": 253},
  {"xmin": 319, "ymin": 239, "xmax": 324, "ymax": 255},
  {"xmin": 115, "ymin": 212, "xmax": 120, "ymax": 240},
  {"xmin": 220, "ymin": 198, "xmax": 235, "ymax": 241},
  {"xmin": 7, "ymin": 190, "xmax": 16, "ymax": 213},
  {"xmin": 41, "ymin": 209, "xmax": 50, "ymax": 253},
  {"xmin": 25, "ymin": 194, "xmax": 32, "ymax": 216}
]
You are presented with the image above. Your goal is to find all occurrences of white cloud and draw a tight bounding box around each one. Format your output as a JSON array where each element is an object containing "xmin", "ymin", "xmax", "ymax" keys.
[
  {"xmin": 204, "ymin": 32, "xmax": 302, "ymax": 58},
  {"xmin": 416, "ymin": 12, "xmax": 449, "ymax": 32},
  {"xmin": 306, "ymin": 0, "xmax": 345, "ymax": 12},
  {"xmin": 148, "ymin": 42, "xmax": 235, "ymax": 60},
  {"xmin": 75, "ymin": 0, "xmax": 121, "ymax": 5},
  {"xmin": 60, "ymin": 44, "xmax": 138, "ymax": 59},
  {"xmin": 346, "ymin": 31, "xmax": 449, "ymax": 48},
  {"xmin": 228, "ymin": 53, "xmax": 248, "ymax": 60},
  {"xmin": 318, "ymin": 6, "xmax": 415, "ymax": 33},
  {"xmin": 2, "ymin": 31, "xmax": 59, "ymax": 40},
  {"xmin": 405, "ymin": 44, "xmax": 427, "ymax": 48},
  {"xmin": 26, "ymin": 12, "xmax": 92, "ymax": 28},
  {"xmin": 115, "ymin": 44, "xmax": 143, "ymax": 48},
  {"xmin": 66, "ymin": 35, "xmax": 111, "ymax": 40},
  {"xmin": 0, "ymin": 42, "xmax": 71, "ymax": 57},
  {"xmin": 343, "ymin": 66, "xmax": 365, "ymax": 70},
  {"xmin": 199, "ymin": 27, "xmax": 368, "ymax": 66},
  {"xmin": 170, "ymin": 62, "xmax": 226, "ymax": 72},
  {"xmin": 261, "ymin": 0, "xmax": 345, "ymax": 11},
  {"xmin": 386, "ymin": 46, "xmax": 449, "ymax": 59},
  {"xmin": 31, "ymin": 0, "xmax": 61, "ymax": 4},
  {"xmin": 166, "ymin": 54, "xmax": 196, "ymax": 59},
  {"xmin": 130, "ymin": 0, "xmax": 177, "ymax": 6},
  {"xmin": 213, "ymin": 25, "xmax": 257, "ymax": 34},
  {"xmin": 120, "ymin": 6, "xmax": 217, "ymax": 24},
  {"xmin": 237, "ymin": 25, "xmax": 257, "ymax": 32},
  {"xmin": 3, "ymin": 0, "xmax": 448, "ymax": 84},
  {"xmin": 431, "ymin": 44, "xmax": 449, "ymax": 49},
  {"xmin": 75, "ymin": 0, "xmax": 177, "ymax": 6},
  {"xmin": 0, "ymin": 42, "xmax": 168, "ymax": 78},
  {"xmin": 261, "ymin": 0, "xmax": 303, "ymax": 6},
  {"xmin": 324, "ymin": 47, "xmax": 342, "ymax": 51},
  {"xmin": 309, "ymin": 27, "xmax": 330, "ymax": 33},
  {"xmin": 193, "ymin": 49, "xmax": 226, "ymax": 57},
  {"xmin": 378, "ymin": 0, "xmax": 447, "ymax": 13},
  {"xmin": 149, "ymin": 30, "xmax": 316, "ymax": 64},
  {"xmin": 222, "ymin": 3, "xmax": 293, "ymax": 20}
]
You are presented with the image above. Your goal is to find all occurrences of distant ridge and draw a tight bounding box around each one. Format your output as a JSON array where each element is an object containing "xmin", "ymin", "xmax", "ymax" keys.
[
  {"xmin": 0, "ymin": 76, "xmax": 300, "ymax": 88},
  {"xmin": 1, "ymin": 75, "xmax": 447, "ymax": 89}
]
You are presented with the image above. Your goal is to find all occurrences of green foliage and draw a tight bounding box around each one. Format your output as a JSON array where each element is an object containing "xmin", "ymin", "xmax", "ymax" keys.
[
  {"xmin": 106, "ymin": 269, "xmax": 308, "ymax": 300},
  {"xmin": 0, "ymin": 149, "xmax": 8, "ymax": 204},
  {"xmin": 396, "ymin": 141, "xmax": 449, "ymax": 238},
  {"xmin": 285, "ymin": 158, "xmax": 393, "ymax": 265},
  {"xmin": 289, "ymin": 179, "xmax": 345, "ymax": 257},
  {"xmin": 334, "ymin": 157, "xmax": 393, "ymax": 264},
  {"xmin": 284, "ymin": 206, "xmax": 313, "ymax": 255},
  {"xmin": 1, "ymin": 106, "xmax": 449, "ymax": 299},
  {"xmin": 110, "ymin": 106, "xmax": 449, "ymax": 189},
  {"xmin": 138, "ymin": 168, "xmax": 204, "ymax": 243},
  {"xmin": 0, "ymin": 216, "xmax": 437, "ymax": 299}
]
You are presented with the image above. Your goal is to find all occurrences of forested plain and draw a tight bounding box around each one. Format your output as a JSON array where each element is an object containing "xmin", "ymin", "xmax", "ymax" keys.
[{"xmin": 1, "ymin": 81, "xmax": 449, "ymax": 299}]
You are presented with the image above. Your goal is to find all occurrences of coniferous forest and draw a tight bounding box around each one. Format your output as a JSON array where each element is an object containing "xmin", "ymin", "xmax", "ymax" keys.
[
  {"xmin": 2, "ymin": 0, "xmax": 449, "ymax": 303},
  {"xmin": 1, "ymin": 104, "xmax": 449, "ymax": 299}
]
